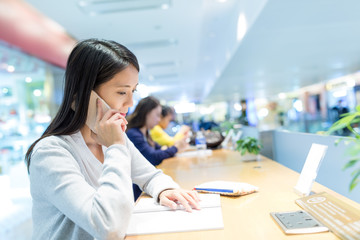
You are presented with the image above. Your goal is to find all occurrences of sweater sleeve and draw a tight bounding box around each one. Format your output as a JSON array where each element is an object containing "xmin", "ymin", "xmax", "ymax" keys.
[
  {"xmin": 126, "ymin": 128, "xmax": 177, "ymax": 166},
  {"xmin": 30, "ymin": 139, "xmax": 133, "ymax": 240},
  {"xmin": 124, "ymin": 135, "xmax": 179, "ymax": 198}
]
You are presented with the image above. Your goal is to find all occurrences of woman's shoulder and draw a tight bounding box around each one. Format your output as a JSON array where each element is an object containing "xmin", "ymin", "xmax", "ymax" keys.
[
  {"xmin": 33, "ymin": 134, "xmax": 74, "ymax": 153},
  {"xmin": 126, "ymin": 127, "xmax": 142, "ymax": 136}
]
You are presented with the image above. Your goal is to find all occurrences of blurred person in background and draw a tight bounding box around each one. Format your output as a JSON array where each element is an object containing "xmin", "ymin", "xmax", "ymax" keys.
[
  {"xmin": 126, "ymin": 96, "xmax": 188, "ymax": 200},
  {"xmin": 150, "ymin": 105, "xmax": 190, "ymax": 147}
]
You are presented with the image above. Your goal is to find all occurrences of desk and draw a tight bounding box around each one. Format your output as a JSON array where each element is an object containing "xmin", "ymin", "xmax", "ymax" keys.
[{"xmin": 126, "ymin": 149, "xmax": 360, "ymax": 240}]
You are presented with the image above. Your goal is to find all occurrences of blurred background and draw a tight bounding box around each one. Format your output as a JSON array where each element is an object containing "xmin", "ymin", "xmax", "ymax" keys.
[{"xmin": 2, "ymin": 0, "xmax": 360, "ymax": 238}]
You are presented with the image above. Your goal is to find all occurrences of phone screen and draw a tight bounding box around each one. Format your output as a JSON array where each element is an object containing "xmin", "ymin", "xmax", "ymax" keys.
[{"xmin": 86, "ymin": 91, "xmax": 111, "ymax": 133}]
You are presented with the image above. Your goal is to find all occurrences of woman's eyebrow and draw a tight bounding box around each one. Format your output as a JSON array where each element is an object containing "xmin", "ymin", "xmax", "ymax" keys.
[{"xmin": 116, "ymin": 83, "xmax": 138, "ymax": 88}]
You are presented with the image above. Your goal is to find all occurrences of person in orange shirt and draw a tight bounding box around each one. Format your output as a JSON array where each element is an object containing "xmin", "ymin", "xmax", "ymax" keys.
[{"xmin": 150, "ymin": 106, "xmax": 190, "ymax": 147}]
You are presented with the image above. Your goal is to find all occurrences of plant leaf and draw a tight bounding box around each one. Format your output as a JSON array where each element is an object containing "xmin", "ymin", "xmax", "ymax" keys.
[
  {"xmin": 349, "ymin": 169, "xmax": 360, "ymax": 191},
  {"xmin": 343, "ymin": 159, "xmax": 359, "ymax": 170}
]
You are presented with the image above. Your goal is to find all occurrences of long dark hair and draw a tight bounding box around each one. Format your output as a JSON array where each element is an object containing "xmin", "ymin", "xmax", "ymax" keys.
[
  {"xmin": 25, "ymin": 39, "xmax": 139, "ymax": 172},
  {"xmin": 126, "ymin": 96, "xmax": 160, "ymax": 130}
]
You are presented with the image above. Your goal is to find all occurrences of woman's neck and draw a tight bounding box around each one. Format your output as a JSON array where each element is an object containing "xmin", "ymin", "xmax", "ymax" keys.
[
  {"xmin": 80, "ymin": 126, "xmax": 104, "ymax": 163},
  {"xmin": 139, "ymin": 126, "xmax": 147, "ymax": 136}
]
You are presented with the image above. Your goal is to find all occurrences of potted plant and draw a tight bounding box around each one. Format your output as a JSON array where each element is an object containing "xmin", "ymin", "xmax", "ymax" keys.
[
  {"xmin": 327, "ymin": 105, "xmax": 360, "ymax": 191},
  {"xmin": 235, "ymin": 137, "xmax": 262, "ymax": 161}
]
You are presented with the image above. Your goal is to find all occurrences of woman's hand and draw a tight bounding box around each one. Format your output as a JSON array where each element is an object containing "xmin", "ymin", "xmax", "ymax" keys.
[
  {"xmin": 92, "ymin": 99, "xmax": 128, "ymax": 147},
  {"xmin": 159, "ymin": 189, "xmax": 201, "ymax": 212},
  {"xmin": 179, "ymin": 125, "xmax": 190, "ymax": 136},
  {"xmin": 174, "ymin": 138, "xmax": 189, "ymax": 153}
]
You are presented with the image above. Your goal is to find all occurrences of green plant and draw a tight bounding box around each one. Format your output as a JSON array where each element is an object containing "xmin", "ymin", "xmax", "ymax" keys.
[
  {"xmin": 327, "ymin": 105, "xmax": 360, "ymax": 191},
  {"xmin": 235, "ymin": 137, "xmax": 262, "ymax": 156},
  {"xmin": 219, "ymin": 121, "xmax": 235, "ymax": 135}
]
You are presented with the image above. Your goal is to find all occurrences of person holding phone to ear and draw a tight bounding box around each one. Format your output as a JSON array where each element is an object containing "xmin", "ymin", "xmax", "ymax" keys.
[{"xmin": 25, "ymin": 39, "xmax": 200, "ymax": 240}]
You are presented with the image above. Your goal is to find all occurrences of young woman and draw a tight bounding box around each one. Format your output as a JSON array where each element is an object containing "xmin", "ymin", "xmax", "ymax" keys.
[
  {"xmin": 150, "ymin": 105, "xmax": 190, "ymax": 147},
  {"xmin": 25, "ymin": 39, "xmax": 199, "ymax": 240},
  {"xmin": 126, "ymin": 97, "xmax": 188, "ymax": 200}
]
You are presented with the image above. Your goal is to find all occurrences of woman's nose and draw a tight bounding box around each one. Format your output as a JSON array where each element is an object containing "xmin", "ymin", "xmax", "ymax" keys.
[{"xmin": 124, "ymin": 96, "xmax": 133, "ymax": 108}]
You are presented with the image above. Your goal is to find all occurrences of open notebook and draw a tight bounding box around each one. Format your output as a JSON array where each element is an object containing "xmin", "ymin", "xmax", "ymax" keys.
[{"xmin": 126, "ymin": 193, "xmax": 224, "ymax": 236}]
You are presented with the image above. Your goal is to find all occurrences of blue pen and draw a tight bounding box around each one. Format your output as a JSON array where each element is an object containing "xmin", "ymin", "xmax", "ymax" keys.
[{"xmin": 194, "ymin": 188, "xmax": 234, "ymax": 193}]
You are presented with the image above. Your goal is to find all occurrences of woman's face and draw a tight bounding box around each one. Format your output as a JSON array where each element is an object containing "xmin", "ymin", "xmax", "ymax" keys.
[
  {"xmin": 159, "ymin": 114, "xmax": 173, "ymax": 129},
  {"xmin": 95, "ymin": 65, "xmax": 138, "ymax": 117},
  {"xmin": 146, "ymin": 105, "xmax": 162, "ymax": 130}
]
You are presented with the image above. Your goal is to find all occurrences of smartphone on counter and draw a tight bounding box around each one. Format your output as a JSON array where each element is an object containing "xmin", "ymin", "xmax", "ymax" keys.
[{"xmin": 86, "ymin": 90, "xmax": 111, "ymax": 133}]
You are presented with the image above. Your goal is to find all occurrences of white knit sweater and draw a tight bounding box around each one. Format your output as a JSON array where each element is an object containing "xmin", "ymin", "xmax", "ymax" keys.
[{"xmin": 29, "ymin": 131, "xmax": 179, "ymax": 240}]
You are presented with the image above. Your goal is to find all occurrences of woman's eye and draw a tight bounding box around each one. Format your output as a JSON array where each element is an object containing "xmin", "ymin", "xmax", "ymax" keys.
[
  {"xmin": 118, "ymin": 92, "xmax": 126, "ymax": 95},
  {"xmin": 132, "ymin": 89, "xmax": 137, "ymax": 93}
]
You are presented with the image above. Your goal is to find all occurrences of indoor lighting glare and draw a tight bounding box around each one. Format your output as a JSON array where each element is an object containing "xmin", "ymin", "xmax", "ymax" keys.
[
  {"xmin": 2, "ymin": 88, "xmax": 9, "ymax": 94},
  {"xmin": 200, "ymin": 106, "xmax": 215, "ymax": 115},
  {"xmin": 258, "ymin": 108, "xmax": 269, "ymax": 118},
  {"xmin": 293, "ymin": 99, "xmax": 303, "ymax": 112},
  {"xmin": 161, "ymin": 4, "xmax": 169, "ymax": 9},
  {"xmin": 174, "ymin": 102, "xmax": 196, "ymax": 114},
  {"xmin": 332, "ymin": 90, "xmax": 347, "ymax": 98},
  {"xmin": 137, "ymin": 84, "xmax": 149, "ymax": 98},
  {"xmin": 234, "ymin": 103, "xmax": 242, "ymax": 111},
  {"xmin": 33, "ymin": 89, "xmax": 42, "ymax": 97},
  {"xmin": 34, "ymin": 114, "xmax": 51, "ymax": 123},
  {"xmin": 346, "ymin": 78, "xmax": 356, "ymax": 88},
  {"xmin": 35, "ymin": 125, "xmax": 45, "ymax": 134},
  {"xmin": 278, "ymin": 93, "xmax": 286, "ymax": 99},
  {"xmin": 7, "ymin": 65, "xmax": 15, "ymax": 73},
  {"xmin": 237, "ymin": 13, "xmax": 247, "ymax": 42},
  {"xmin": 25, "ymin": 77, "xmax": 32, "ymax": 83}
]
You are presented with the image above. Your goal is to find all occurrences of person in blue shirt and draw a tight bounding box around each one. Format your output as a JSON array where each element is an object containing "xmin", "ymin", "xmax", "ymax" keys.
[{"xmin": 126, "ymin": 96, "xmax": 188, "ymax": 200}]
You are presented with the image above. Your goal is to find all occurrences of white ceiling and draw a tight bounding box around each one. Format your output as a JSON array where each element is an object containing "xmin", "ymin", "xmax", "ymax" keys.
[{"xmin": 24, "ymin": 0, "xmax": 360, "ymax": 104}]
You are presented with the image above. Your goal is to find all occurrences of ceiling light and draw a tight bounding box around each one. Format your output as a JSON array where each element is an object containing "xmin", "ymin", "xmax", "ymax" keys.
[
  {"xmin": 174, "ymin": 102, "xmax": 196, "ymax": 114},
  {"xmin": 237, "ymin": 13, "xmax": 247, "ymax": 42},
  {"xmin": 33, "ymin": 89, "xmax": 42, "ymax": 97},
  {"xmin": 126, "ymin": 39, "xmax": 178, "ymax": 50},
  {"xmin": 78, "ymin": 0, "xmax": 172, "ymax": 15},
  {"xmin": 25, "ymin": 77, "xmax": 32, "ymax": 83}
]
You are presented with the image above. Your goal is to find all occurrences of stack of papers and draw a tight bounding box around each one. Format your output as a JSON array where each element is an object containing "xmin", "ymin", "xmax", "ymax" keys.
[
  {"xmin": 194, "ymin": 180, "xmax": 259, "ymax": 196},
  {"xmin": 126, "ymin": 194, "xmax": 224, "ymax": 236}
]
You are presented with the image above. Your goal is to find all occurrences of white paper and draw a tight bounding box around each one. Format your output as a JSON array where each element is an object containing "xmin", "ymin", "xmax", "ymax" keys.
[
  {"xmin": 176, "ymin": 149, "xmax": 212, "ymax": 158},
  {"xmin": 126, "ymin": 194, "xmax": 224, "ymax": 236},
  {"xmin": 133, "ymin": 193, "xmax": 220, "ymax": 213}
]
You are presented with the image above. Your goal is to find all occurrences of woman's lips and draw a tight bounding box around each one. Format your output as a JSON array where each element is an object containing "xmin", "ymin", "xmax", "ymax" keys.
[{"xmin": 120, "ymin": 113, "xmax": 127, "ymax": 117}]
